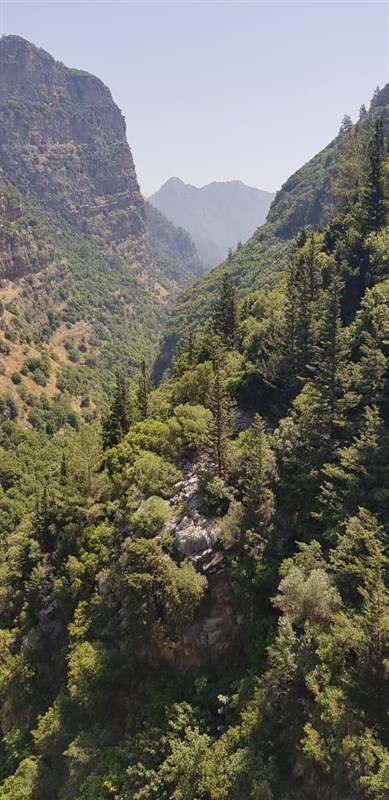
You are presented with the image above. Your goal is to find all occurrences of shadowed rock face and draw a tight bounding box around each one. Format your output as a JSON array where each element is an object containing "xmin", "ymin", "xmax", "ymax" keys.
[{"xmin": 0, "ymin": 35, "xmax": 151, "ymax": 270}]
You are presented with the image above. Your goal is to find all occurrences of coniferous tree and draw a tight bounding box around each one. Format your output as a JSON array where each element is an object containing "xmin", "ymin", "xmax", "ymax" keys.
[
  {"xmin": 339, "ymin": 114, "xmax": 353, "ymax": 135},
  {"xmin": 361, "ymin": 118, "xmax": 387, "ymax": 237},
  {"xmin": 295, "ymin": 234, "xmax": 323, "ymax": 376},
  {"xmin": 311, "ymin": 265, "xmax": 349, "ymax": 427},
  {"xmin": 197, "ymin": 318, "xmax": 224, "ymax": 367},
  {"xmin": 282, "ymin": 231, "xmax": 322, "ymax": 397},
  {"xmin": 370, "ymin": 85, "xmax": 381, "ymax": 108},
  {"xmin": 187, "ymin": 329, "xmax": 195, "ymax": 368},
  {"xmin": 102, "ymin": 372, "xmax": 133, "ymax": 449},
  {"xmin": 242, "ymin": 414, "xmax": 276, "ymax": 539},
  {"xmin": 355, "ymin": 282, "xmax": 389, "ymax": 419},
  {"xmin": 204, "ymin": 364, "xmax": 232, "ymax": 479},
  {"xmin": 136, "ymin": 361, "xmax": 150, "ymax": 421},
  {"xmin": 317, "ymin": 405, "xmax": 389, "ymax": 531},
  {"xmin": 60, "ymin": 449, "xmax": 68, "ymax": 481},
  {"xmin": 282, "ymin": 252, "xmax": 299, "ymax": 393},
  {"xmin": 213, "ymin": 274, "xmax": 239, "ymax": 349}
]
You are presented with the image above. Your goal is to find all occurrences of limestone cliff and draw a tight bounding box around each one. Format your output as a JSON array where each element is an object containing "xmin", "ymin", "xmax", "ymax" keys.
[
  {"xmin": 0, "ymin": 35, "xmax": 151, "ymax": 272},
  {"xmin": 0, "ymin": 36, "xmax": 204, "ymax": 398}
]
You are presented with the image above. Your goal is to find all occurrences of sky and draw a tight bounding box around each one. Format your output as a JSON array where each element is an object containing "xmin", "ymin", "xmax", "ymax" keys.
[{"xmin": 1, "ymin": 0, "xmax": 388, "ymax": 196}]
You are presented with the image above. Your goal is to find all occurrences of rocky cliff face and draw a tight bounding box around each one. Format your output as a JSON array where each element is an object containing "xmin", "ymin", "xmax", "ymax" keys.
[
  {"xmin": 0, "ymin": 174, "xmax": 54, "ymax": 279},
  {"xmin": 0, "ymin": 36, "xmax": 206, "ymax": 399},
  {"xmin": 0, "ymin": 35, "xmax": 150, "ymax": 271}
]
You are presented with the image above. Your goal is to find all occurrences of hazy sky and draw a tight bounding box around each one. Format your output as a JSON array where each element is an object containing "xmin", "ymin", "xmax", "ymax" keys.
[{"xmin": 1, "ymin": 1, "xmax": 388, "ymax": 195}]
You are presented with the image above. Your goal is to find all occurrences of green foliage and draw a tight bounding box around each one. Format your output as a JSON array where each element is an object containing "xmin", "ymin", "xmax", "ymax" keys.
[
  {"xmin": 203, "ymin": 365, "xmax": 234, "ymax": 479},
  {"xmin": 213, "ymin": 273, "xmax": 239, "ymax": 348},
  {"xmin": 240, "ymin": 414, "xmax": 276, "ymax": 538},
  {"xmin": 198, "ymin": 473, "xmax": 232, "ymax": 516},
  {"xmin": 172, "ymin": 360, "xmax": 214, "ymax": 407},
  {"xmin": 102, "ymin": 372, "xmax": 133, "ymax": 449},
  {"xmin": 117, "ymin": 538, "xmax": 207, "ymax": 647},
  {"xmin": 131, "ymin": 495, "xmax": 171, "ymax": 537},
  {"xmin": 168, "ymin": 403, "xmax": 212, "ymax": 453},
  {"xmin": 131, "ymin": 451, "xmax": 181, "ymax": 499},
  {"xmin": 137, "ymin": 361, "xmax": 151, "ymax": 421}
]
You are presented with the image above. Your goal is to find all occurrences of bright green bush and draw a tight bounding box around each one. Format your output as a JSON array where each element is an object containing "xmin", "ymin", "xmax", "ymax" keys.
[
  {"xmin": 168, "ymin": 403, "xmax": 212, "ymax": 453},
  {"xmin": 131, "ymin": 495, "xmax": 171, "ymax": 537},
  {"xmin": 132, "ymin": 451, "xmax": 181, "ymax": 499}
]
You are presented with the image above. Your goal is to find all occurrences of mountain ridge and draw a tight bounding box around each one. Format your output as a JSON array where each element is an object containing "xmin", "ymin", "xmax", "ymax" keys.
[{"xmin": 149, "ymin": 177, "xmax": 275, "ymax": 266}]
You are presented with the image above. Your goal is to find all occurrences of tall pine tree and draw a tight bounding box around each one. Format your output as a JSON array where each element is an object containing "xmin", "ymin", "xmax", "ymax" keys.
[
  {"xmin": 242, "ymin": 414, "xmax": 276, "ymax": 539},
  {"xmin": 204, "ymin": 364, "xmax": 233, "ymax": 479},
  {"xmin": 102, "ymin": 372, "xmax": 133, "ymax": 449},
  {"xmin": 213, "ymin": 274, "xmax": 239, "ymax": 349},
  {"xmin": 361, "ymin": 118, "xmax": 387, "ymax": 237},
  {"xmin": 137, "ymin": 361, "xmax": 150, "ymax": 421}
]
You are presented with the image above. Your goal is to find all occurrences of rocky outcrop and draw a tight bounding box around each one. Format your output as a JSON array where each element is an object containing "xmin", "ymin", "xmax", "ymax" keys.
[
  {"xmin": 0, "ymin": 36, "xmax": 151, "ymax": 271},
  {"xmin": 160, "ymin": 463, "xmax": 244, "ymax": 669},
  {"xmin": 166, "ymin": 463, "xmax": 220, "ymax": 571}
]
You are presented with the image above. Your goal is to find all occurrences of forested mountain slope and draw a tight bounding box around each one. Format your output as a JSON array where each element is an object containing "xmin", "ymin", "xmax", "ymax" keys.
[
  {"xmin": 0, "ymin": 36, "xmax": 202, "ymax": 412},
  {"xmin": 149, "ymin": 177, "xmax": 274, "ymax": 266},
  {"xmin": 0, "ymin": 80, "xmax": 388, "ymax": 800},
  {"xmin": 145, "ymin": 200, "xmax": 204, "ymax": 286},
  {"xmin": 155, "ymin": 86, "xmax": 389, "ymax": 379}
]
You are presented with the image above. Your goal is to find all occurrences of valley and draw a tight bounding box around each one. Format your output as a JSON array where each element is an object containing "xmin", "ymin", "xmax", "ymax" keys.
[{"xmin": 0, "ymin": 31, "xmax": 388, "ymax": 800}]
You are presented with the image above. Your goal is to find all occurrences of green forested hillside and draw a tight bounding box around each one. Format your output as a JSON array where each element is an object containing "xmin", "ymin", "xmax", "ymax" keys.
[
  {"xmin": 0, "ymin": 88, "xmax": 388, "ymax": 800},
  {"xmin": 145, "ymin": 200, "xmax": 205, "ymax": 286},
  {"xmin": 155, "ymin": 85, "xmax": 389, "ymax": 379}
]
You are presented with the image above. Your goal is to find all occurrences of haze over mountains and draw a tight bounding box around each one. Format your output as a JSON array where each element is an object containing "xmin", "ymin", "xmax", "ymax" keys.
[{"xmin": 149, "ymin": 177, "xmax": 275, "ymax": 266}]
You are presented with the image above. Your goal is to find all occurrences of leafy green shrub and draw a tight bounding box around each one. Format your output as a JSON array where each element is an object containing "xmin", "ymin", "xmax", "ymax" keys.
[
  {"xmin": 22, "ymin": 355, "xmax": 50, "ymax": 378},
  {"xmin": 172, "ymin": 361, "xmax": 214, "ymax": 406},
  {"xmin": 11, "ymin": 372, "xmax": 22, "ymax": 385},
  {"xmin": 132, "ymin": 451, "xmax": 181, "ymax": 499},
  {"xmin": 198, "ymin": 471, "xmax": 231, "ymax": 516},
  {"xmin": 0, "ymin": 341, "xmax": 10, "ymax": 356},
  {"xmin": 0, "ymin": 393, "xmax": 18, "ymax": 421},
  {"xmin": 217, "ymin": 500, "xmax": 244, "ymax": 549},
  {"xmin": 168, "ymin": 403, "xmax": 212, "ymax": 453},
  {"xmin": 31, "ymin": 368, "xmax": 47, "ymax": 387},
  {"xmin": 131, "ymin": 495, "xmax": 171, "ymax": 537},
  {"xmin": 5, "ymin": 302, "xmax": 18, "ymax": 316},
  {"xmin": 106, "ymin": 420, "xmax": 173, "ymax": 476}
]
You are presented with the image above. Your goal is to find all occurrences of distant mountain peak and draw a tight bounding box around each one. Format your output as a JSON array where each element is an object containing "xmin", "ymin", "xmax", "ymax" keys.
[
  {"xmin": 161, "ymin": 177, "xmax": 186, "ymax": 188},
  {"xmin": 149, "ymin": 178, "xmax": 275, "ymax": 267}
]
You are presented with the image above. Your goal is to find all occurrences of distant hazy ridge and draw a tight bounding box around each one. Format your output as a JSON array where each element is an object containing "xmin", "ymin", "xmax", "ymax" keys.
[{"xmin": 149, "ymin": 177, "xmax": 275, "ymax": 266}]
